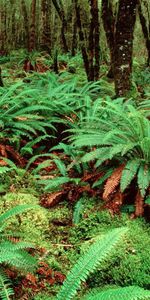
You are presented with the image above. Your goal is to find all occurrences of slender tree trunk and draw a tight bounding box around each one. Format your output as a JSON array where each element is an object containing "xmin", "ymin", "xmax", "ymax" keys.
[
  {"xmin": 88, "ymin": 0, "xmax": 100, "ymax": 81},
  {"xmin": 138, "ymin": 2, "xmax": 150, "ymax": 66},
  {"xmin": 113, "ymin": 0, "xmax": 138, "ymax": 96},
  {"xmin": 21, "ymin": 0, "xmax": 29, "ymax": 49},
  {"xmin": 28, "ymin": 0, "xmax": 37, "ymax": 52},
  {"xmin": 41, "ymin": 0, "xmax": 52, "ymax": 54},
  {"xmin": 91, "ymin": 0, "xmax": 100, "ymax": 80},
  {"xmin": 75, "ymin": 0, "xmax": 89, "ymax": 78},
  {"xmin": 102, "ymin": 0, "xmax": 115, "ymax": 78},
  {"xmin": 52, "ymin": 0, "xmax": 69, "ymax": 52},
  {"xmin": 71, "ymin": 0, "xmax": 78, "ymax": 56},
  {"xmin": 0, "ymin": 0, "xmax": 7, "ymax": 54}
]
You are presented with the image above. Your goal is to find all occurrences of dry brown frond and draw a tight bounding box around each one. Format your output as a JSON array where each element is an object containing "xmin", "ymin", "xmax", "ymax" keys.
[{"xmin": 103, "ymin": 164, "xmax": 125, "ymax": 201}]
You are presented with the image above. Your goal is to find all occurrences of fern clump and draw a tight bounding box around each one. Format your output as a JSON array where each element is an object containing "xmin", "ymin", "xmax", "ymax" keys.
[{"xmin": 70, "ymin": 99, "xmax": 150, "ymax": 216}]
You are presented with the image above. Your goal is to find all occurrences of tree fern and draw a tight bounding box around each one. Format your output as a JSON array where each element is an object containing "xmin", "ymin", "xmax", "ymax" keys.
[
  {"xmin": 57, "ymin": 227, "xmax": 128, "ymax": 300},
  {"xmin": 82, "ymin": 286, "xmax": 150, "ymax": 300}
]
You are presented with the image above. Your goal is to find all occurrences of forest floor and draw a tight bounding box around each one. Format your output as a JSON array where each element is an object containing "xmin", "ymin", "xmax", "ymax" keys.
[{"xmin": 0, "ymin": 51, "xmax": 150, "ymax": 300}]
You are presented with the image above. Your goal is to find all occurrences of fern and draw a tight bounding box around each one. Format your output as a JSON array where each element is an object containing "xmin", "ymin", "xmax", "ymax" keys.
[
  {"xmin": 73, "ymin": 198, "xmax": 84, "ymax": 225},
  {"xmin": 0, "ymin": 271, "xmax": 14, "ymax": 300},
  {"xmin": 120, "ymin": 160, "xmax": 141, "ymax": 192},
  {"xmin": 0, "ymin": 205, "xmax": 40, "ymax": 299},
  {"xmin": 82, "ymin": 286, "xmax": 150, "ymax": 300},
  {"xmin": 57, "ymin": 227, "xmax": 128, "ymax": 300},
  {"xmin": 137, "ymin": 163, "xmax": 150, "ymax": 197}
]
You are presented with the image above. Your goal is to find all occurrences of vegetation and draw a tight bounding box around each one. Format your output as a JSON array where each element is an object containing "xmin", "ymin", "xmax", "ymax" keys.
[{"xmin": 0, "ymin": 0, "xmax": 150, "ymax": 299}]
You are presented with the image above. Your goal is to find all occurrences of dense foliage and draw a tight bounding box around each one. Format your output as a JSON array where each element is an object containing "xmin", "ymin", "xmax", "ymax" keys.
[{"xmin": 0, "ymin": 0, "xmax": 150, "ymax": 299}]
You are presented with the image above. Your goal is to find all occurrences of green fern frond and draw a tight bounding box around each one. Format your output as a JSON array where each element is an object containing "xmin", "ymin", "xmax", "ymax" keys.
[
  {"xmin": 81, "ymin": 148, "xmax": 111, "ymax": 164},
  {"xmin": 0, "ymin": 241, "xmax": 34, "ymax": 251},
  {"xmin": 73, "ymin": 199, "xmax": 84, "ymax": 225},
  {"xmin": 82, "ymin": 286, "xmax": 150, "ymax": 300},
  {"xmin": 137, "ymin": 164, "xmax": 150, "ymax": 197},
  {"xmin": 120, "ymin": 160, "xmax": 141, "ymax": 192},
  {"xmin": 38, "ymin": 177, "xmax": 71, "ymax": 191},
  {"xmin": 0, "ymin": 249, "xmax": 37, "ymax": 270},
  {"xmin": 0, "ymin": 270, "xmax": 14, "ymax": 300},
  {"xmin": 57, "ymin": 227, "xmax": 128, "ymax": 300}
]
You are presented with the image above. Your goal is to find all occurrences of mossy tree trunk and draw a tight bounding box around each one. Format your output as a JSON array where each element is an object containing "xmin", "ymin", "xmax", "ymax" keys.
[
  {"xmin": 102, "ymin": 0, "xmax": 115, "ymax": 78},
  {"xmin": 138, "ymin": 1, "xmax": 150, "ymax": 66},
  {"xmin": 113, "ymin": 0, "xmax": 138, "ymax": 96}
]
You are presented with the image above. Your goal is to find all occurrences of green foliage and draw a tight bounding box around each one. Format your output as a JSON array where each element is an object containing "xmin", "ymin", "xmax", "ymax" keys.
[
  {"xmin": 69, "ymin": 98, "xmax": 150, "ymax": 206},
  {"xmin": 73, "ymin": 198, "xmax": 85, "ymax": 225},
  {"xmin": 87, "ymin": 219, "xmax": 150, "ymax": 290},
  {"xmin": 57, "ymin": 227, "xmax": 128, "ymax": 300},
  {"xmin": 82, "ymin": 286, "xmax": 150, "ymax": 300},
  {"xmin": 0, "ymin": 192, "xmax": 49, "ymax": 247},
  {"xmin": 0, "ymin": 271, "xmax": 14, "ymax": 300},
  {"xmin": 0, "ymin": 204, "xmax": 39, "ymax": 299}
]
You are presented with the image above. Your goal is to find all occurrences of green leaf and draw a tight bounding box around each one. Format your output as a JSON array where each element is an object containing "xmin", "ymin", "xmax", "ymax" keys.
[{"xmin": 120, "ymin": 160, "xmax": 141, "ymax": 192}]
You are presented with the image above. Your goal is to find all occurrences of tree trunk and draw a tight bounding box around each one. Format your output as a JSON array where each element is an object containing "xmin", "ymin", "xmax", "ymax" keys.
[
  {"xmin": 113, "ymin": 0, "xmax": 138, "ymax": 96},
  {"xmin": 0, "ymin": 0, "xmax": 7, "ymax": 54},
  {"xmin": 71, "ymin": 0, "xmax": 78, "ymax": 56},
  {"xmin": 88, "ymin": 0, "xmax": 100, "ymax": 81},
  {"xmin": 101, "ymin": 0, "xmax": 115, "ymax": 78},
  {"xmin": 52, "ymin": 0, "xmax": 69, "ymax": 52},
  {"xmin": 138, "ymin": 2, "xmax": 150, "ymax": 66},
  {"xmin": 21, "ymin": 0, "xmax": 29, "ymax": 49},
  {"xmin": 28, "ymin": 0, "xmax": 37, "ymax": 52},
  {"xmin": 41, "ymin": 0, "xmax": 52, "ymax": 54},
  {"xmin": 75, "ymin": 0, "xmax": 89, "ymax": 78}
]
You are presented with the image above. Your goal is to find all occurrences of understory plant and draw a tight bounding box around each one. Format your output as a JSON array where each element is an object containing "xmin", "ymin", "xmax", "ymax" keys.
[
  {"xmin": 69, "ymin": 98, "xmax": 150, "ymax": 216},
  {"xmin": 57, "ymin": 227, "xmax": 150, "ymax": 300},
  {"xmin": 0, "ymin": 204, "xmax": 39, "ymax": 299}
]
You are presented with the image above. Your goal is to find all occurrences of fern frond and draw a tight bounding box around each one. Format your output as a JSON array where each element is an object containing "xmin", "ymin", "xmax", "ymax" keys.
[
  {"xmin": 137, "ymin": 164, "xmax": 149, "ymax": 197},
  {"xmin": 73, "ymin": 199, "xmax": 84, "ymax": 225},
  {"xmin": 38, "ymin": 177, "xmax": 71, "ymax": 191},
  {"xmin": 57, "ymin": 227, "xmax": 128, "ymax": 300},
  {"xmin": 0, "ymin": 249, "xmax": 37, "ymax": 270},
  {"xmin": 82, "ymin": 286, "xmax": 150, "ymax": 300},
  {"xmin": 0, "ymin": 270, "xmax": 14, "ymax": 300},
  {"xmin": 120, "ymin": 160, "xmax": 141, "ymax": 192}
]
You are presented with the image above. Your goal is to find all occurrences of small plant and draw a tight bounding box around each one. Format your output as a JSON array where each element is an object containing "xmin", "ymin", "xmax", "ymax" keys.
[{"xmin": 0, "ymin": 204, "xmax": 39, "ymax": 299}]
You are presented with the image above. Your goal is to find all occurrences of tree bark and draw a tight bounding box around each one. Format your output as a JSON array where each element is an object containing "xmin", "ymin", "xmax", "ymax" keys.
[
  {"xmin": 113, "ymin": 0, "xmax": 138, "ymax": 96},
  {"xmin": 21, "ymin": 0, "xmax": 29, "ymax": 49},
  {"xmin": 138, "ymin": 1, "xmax": 150, "ymax": 66},
  {"xmin": 28, "ymin": 0, "xmax": 36, "ymax": 52},
  {"xmin": 41, "ymin": 0, "xmax": 52, "ymax": 54},
  {"xmin": 52, "ymin": 0, "xmax": 69, "ymax": 52},
  {"xmin": 102, "ymin": 0, "xmax": 115, "ymax": 78},
  {"xmin": 75, "ymin": 0, "xmax": 89, "ymax": 78},
  {"xmin": 88, "ymin": 0, "xmax": 100, "ymax": 81}
]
